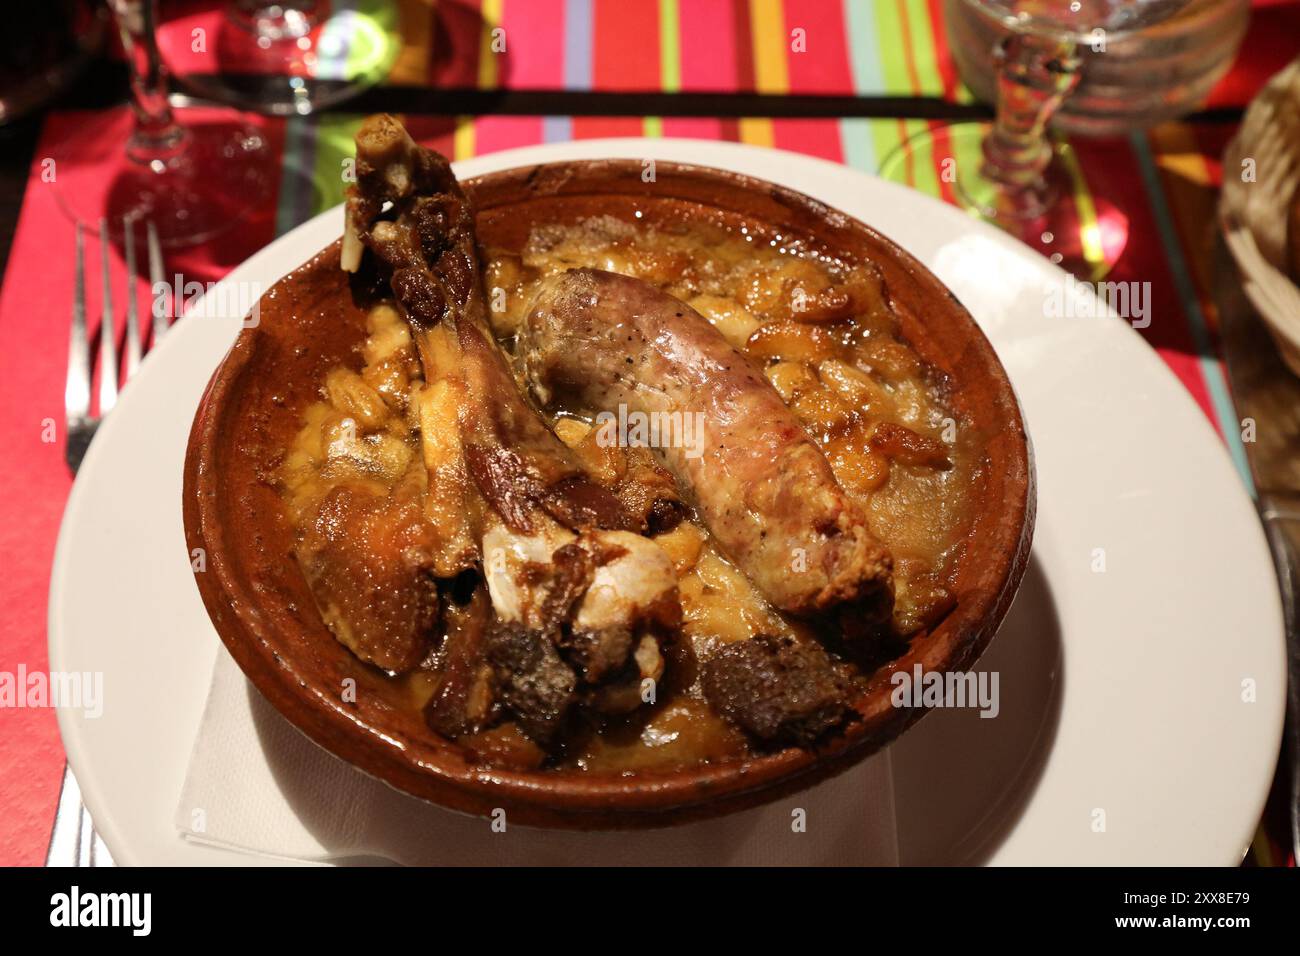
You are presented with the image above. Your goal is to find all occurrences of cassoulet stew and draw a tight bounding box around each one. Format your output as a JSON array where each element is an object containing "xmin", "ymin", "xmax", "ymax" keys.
[{"xmin": 274, "ymin": 116, "xmax": 980, "ymax": 773}]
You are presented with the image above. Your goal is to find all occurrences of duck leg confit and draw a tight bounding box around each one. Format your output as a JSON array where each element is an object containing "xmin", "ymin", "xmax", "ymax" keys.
[{"xmin": 343, "ymin": 115, "xmax": 679, "ymax": 751}]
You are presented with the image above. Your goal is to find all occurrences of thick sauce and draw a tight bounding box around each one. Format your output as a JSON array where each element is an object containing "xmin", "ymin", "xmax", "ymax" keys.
[{"xmin": 278, "ymin": 215, "xmax": 978, "ymax": 771}]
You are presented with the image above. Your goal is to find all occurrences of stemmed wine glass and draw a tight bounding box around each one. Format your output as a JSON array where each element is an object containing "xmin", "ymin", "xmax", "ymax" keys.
[
  {"xmin": 52, "ymin": 0, "xmax": 274, "ymax": 248},
  {"xmin": 881, "ymin": 0, "xmax": 1190, "ymax": 279}
]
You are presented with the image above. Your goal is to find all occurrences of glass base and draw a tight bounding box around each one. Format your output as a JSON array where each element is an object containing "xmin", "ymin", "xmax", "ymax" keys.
[
  {"xmin": 52, "ymin": 113, "xmax": 273, "ymax": 248},
  {"xmin": 878, "ymin": 122, "xmax": 1126, "ymax": 281},
  {"xmin": 231, "ymin": 1, "xmax": 320, "ymax": 41},
  {"xmin": 156, "ymin": 1, "xmax": 396, "ymax": 116}
]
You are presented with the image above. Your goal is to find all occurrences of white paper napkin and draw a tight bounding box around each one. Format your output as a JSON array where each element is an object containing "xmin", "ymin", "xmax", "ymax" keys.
[{"xmin": 175, "ymin": 648, "xmax": 899, "ymax": 865}]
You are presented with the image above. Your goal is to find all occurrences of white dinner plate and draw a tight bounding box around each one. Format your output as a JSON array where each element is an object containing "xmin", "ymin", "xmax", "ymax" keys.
[{"xmin": 49, "ymin": 139, "xmax": 1285, "ymax": 866}]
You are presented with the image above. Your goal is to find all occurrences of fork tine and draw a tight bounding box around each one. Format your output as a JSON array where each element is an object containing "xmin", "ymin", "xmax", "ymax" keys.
[
  {"xmin": 122, "ymin": 218, "xmax": 142, "ymax": 379},
  {"xmin": 96, "ymin": 219, "xmax": 118, "ymax": 416},
  {"xmin": 64, "ymin": 224, "xmax": 90, "ymax": 423},
  {"xmin": 147, "ymin": 220, "xmax": 168, "ymax": 346}
]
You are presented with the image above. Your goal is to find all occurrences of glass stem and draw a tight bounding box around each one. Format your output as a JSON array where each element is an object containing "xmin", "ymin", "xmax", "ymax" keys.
[
  {"xmin": 110, "ymin": 0, "xmax": 186, "ymax": 167},
  {"xmin": 981, "ymin": 33, "xmax": 1082, "ymax": 220}
]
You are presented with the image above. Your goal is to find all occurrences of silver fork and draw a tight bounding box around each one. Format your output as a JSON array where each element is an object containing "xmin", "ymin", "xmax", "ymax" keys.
[{"xmin": 47, "ymin": 218, "xmax": 169, "ymax": 866}]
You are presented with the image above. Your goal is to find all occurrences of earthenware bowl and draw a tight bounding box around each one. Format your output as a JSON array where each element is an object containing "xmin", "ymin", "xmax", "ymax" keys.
[{"xmin": 182, "ymin": 160, "xmax": 1036, "ymax": 828}]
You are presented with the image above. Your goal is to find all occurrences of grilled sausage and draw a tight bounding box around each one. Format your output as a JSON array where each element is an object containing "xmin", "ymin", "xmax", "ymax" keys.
[{"xmin": 520, "ymin": 268, "xmax": 893, "ymax": 627}]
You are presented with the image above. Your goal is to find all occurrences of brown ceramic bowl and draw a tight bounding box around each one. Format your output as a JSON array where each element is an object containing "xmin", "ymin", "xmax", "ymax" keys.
[{"xmin": 183, "ymin": 160, "xmax": 1035, "ymax": 828}]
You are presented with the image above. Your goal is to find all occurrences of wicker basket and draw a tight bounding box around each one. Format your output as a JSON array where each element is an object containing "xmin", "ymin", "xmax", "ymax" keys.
[{"xmin": 1221, "ymin": 57, "xmax": 1300, "ymax": 376}]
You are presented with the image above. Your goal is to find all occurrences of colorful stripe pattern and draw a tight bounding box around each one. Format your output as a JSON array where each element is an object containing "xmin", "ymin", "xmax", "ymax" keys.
[{"xmin": 155, "ymin": 0, "xmax": 1297, "ymax": 110}]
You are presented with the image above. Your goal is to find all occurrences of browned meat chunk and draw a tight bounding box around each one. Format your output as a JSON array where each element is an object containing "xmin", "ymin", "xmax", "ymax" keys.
[
  {"xmin": 297, "ymin": 484, "xmax": 439, "ymax": 673},
  {"xmin": 614, "ymin": 447, "xmax": 688, "ymax": 534},
  {"xmin": 484, "ymin": 620, "xmax": 577, "ymax": 746},
  {"xmin": 701, "ymin": 634, "xmax": 855, "ymax": 747},
  {"xmin": 483, "ymin": 529, "xmax": 676, "ymax": 700},
  {"xmin": 424, "ymin": 583, "xmax": 496, "ymax": 737},
  {"xmin": 560, "ymin": 628, "xmax": 634, "ymax": 686},
  {"xmin": 559, "ymin": 422, "xmax": 687, "ymax": 534}
]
